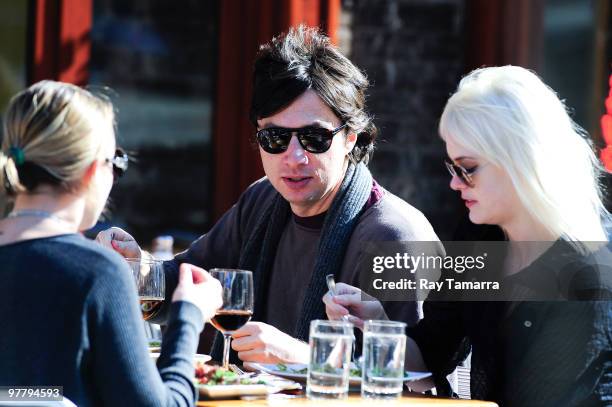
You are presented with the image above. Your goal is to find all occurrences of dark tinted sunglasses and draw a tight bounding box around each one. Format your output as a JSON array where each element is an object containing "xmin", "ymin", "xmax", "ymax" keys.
[
  {"xmin": 106, "ymin": 148, "xmax": 129, "ymax": 181},
  {"xmin": 444, "ymin": 159, "xmax": 475, "ymax": 187},
  {"xmin": 256, "ymin": 123, "xmax": 347, "ymax": 154}
]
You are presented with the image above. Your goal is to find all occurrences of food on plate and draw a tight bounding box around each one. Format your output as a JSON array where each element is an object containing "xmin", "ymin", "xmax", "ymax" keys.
[
  {"xmin": 275, "ymin": 363, "xmax": 307, "ymax": 374},
  {"xmin": 195, "ymin": 362, "xmax": 265, "ymax": 386},
  {"xmin": 350, "ymin": 366, "xmax": 362, "ymax": 377},
  {"xmin": 148, "ymin": 340, "xmax": 162, "ymax": 352}
]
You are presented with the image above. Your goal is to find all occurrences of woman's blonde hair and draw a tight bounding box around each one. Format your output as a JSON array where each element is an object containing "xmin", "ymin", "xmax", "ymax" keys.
[
  {"xmin": 0, "ymin": 80, "xmax": 115, "ymax": 195},
  {"xmin": 439, "ymin": 65, "xmax": 610, "ymax": 242}
]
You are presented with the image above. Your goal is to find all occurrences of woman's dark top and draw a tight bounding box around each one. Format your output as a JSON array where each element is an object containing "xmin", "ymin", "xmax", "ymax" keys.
[
  {"xmin": 408, "ymin": 240, "xmax": 612, "ymax": 406},
  {"xmin": 0, "ymin": 234, "xmax": 204, "ymax": 407}
]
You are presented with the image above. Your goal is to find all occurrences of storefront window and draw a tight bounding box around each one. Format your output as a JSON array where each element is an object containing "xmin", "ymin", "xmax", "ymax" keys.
[
  {"xmin": 0, "ymin": 0, "xmax": 27, "ymax": 213},
  {"xmin": 542, "ymin": 0, "xmax": 597, "ymax": 132},
  {"xmin": 90, "ymin": 1, "xmax": 218, "ymax": 245},
  {"xmin": 0, "ymin": 0, "xmax": 27, "ymax": 134}
]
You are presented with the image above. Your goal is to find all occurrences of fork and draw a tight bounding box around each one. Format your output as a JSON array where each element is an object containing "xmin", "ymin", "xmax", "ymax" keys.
[
  {"xmin": 229, "ymin": 364, "xmax": 255, "ymax": 378},
  {"xmin": 326, "ymin": 274, "xmax": 351, "ymax": 323},
  {"xmin": 326, "ymin": 274, "xmax": 362, "ymax": 365}
]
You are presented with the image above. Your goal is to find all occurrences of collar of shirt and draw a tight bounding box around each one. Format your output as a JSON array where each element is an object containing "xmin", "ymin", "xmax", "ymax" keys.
[{"xmin": 292, "ymin": 179, "xmax": 385, "ymax": 230}]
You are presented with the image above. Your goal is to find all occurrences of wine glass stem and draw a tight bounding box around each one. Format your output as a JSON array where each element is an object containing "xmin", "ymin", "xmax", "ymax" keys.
[{"xmin": 222, "ymin": 333, "xmax": 232, "ymax": 369}]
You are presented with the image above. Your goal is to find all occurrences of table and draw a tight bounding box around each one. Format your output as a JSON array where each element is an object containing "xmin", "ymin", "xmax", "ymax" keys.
[{"xmin": 197, "ymin": 393, "xmax": 498, "ymax": 406}]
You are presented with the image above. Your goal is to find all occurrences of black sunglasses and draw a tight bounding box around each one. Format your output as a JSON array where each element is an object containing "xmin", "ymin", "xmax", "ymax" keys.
[
  {"xmin": 444, "ymin": 159, "xmax": 475, "ymax": 187},
  {"xmin": 106, "ymin": 147, "xmax": 129, "ymax": 181},
  {"xmin": 256, "ymin": 123, "xmax": 347, "ymax": 154}
]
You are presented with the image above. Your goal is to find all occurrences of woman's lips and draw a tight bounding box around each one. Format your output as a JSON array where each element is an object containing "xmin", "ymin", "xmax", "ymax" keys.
[
  {"xmin": 282, "ymin": 176, "xmax": 312, "ymax": 190},
  {"xmin": 465, "ymin": 199, "xmax": 477, "ymax": 208}
]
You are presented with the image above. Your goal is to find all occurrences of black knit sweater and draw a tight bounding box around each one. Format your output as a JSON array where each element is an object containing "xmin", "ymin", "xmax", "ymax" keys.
[{"xmin": 0, "ymin": 234, "xmax": 203, "ymax": 407}]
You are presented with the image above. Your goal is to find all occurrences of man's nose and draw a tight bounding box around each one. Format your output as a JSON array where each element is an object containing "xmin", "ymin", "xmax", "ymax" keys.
[{"xmin": 284, "ymin": 135, "xmax": 308, "ymax": 165}]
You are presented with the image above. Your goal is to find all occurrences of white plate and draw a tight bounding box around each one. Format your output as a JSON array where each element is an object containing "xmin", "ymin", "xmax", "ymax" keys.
[
  {"xmin": 244, "ymin": 362, "xmax": 432, "ymax": 385},
  {"xmin": 198, "ymin": 372, "xmax": 301, "ymax": 400},
  {"xmin": 149, "ymin": 353, "xmax": 212, "ymax": 364},
  {"xmin": 198, "ymin": 384, "xmax": 270, "ymax": 399}
]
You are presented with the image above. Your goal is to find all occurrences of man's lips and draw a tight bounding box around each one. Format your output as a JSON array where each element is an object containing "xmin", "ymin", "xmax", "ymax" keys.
[
  {"xmin": 282, "ymin": 176, "xmax": 311, "ymax": 181},
  {"xmin": 281, "ymin": 176, "xmax": 312, "ymax": 190}
]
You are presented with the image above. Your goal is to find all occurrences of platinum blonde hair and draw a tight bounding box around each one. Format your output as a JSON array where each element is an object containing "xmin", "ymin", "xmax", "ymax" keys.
[
  {"xmin": 0, "ymin": 80, "xmax": 115, "ymax": 195},
  {"xmin": 439, "ymin": 66, "xmax": 609, "ymax": 242}
]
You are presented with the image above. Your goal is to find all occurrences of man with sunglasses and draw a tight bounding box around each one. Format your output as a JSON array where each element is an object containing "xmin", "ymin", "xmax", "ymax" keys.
[{"xmin": 97, "ymin": 25, "xmax": 441, "ymax": 365}]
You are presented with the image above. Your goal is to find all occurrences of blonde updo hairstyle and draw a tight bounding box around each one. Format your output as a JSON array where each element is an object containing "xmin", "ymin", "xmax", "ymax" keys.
[
  {"xmin": 1, "ymin": 80, "xmax": 115, "ymax": 196},
  {"xmin": 439, "ymin": 66, "xmax": 609, "ymax": 242}
]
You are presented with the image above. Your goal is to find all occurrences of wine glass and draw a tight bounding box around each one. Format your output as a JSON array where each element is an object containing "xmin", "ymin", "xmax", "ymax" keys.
[
  {"xmin": 126, "ymin": 258, "xmax": 166, "ymax": 321},
  {"xmin": 209, "ymin": 269, "xmax": 254, "ymax": 369}
]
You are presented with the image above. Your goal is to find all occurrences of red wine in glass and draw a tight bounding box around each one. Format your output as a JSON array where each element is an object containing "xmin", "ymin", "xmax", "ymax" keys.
[{"xmin": 209, "ymin": 269, "xmax": 254, "ymax": 369}]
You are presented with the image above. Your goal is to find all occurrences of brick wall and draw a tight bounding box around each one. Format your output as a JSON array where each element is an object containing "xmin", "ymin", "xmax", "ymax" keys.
[{"xmin": 341, "ymin": 0, "xmax": 467, "ymax": 239}]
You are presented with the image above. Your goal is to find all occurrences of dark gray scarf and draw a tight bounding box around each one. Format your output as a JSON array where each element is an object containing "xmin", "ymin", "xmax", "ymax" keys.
[{"xmin": 212, "ymin": 162, "xmax": 372, "ymax": 361}]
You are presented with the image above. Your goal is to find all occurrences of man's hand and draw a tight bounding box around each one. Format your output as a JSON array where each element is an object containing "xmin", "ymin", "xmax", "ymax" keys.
[
  {"xmin": 231, "ymin": 322, "xmax": 309, "ymax": 364},
  {"xmin": 323, "ymin": 282, "xmax": 388, "ymax": 329},
  {"xmin": 95, "ymin": 227, "xmax": 142, "ymax": 259}
]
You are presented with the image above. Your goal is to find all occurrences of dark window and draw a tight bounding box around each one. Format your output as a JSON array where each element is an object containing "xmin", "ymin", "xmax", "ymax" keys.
[
  {"xmin": 90, "ymin": 0, "xmax": 219, "ymax": 246},
  {"xmin": 542, "ymin": 0, "xmax": 598, "ymax": 133},
  {"xmin": 0, "ymin": 0, "xmax": 28, "ymax": 132},
  {"xmin": 0, "ymin": 0, "xmax": 28, "ymax": 213}
]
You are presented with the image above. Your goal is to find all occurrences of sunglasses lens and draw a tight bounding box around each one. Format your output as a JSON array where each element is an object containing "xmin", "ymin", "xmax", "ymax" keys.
[
  {"xmin": 256, "ymin": 127, "xmax": 335, "ymax": 154},
  {"xmin": 299, "ymin": 129, "xmax": 333, "ymax": 153},
  {"xmin": 258, "ymin": 129, "xmax": 290, "ymax": 153},
  {"xmin": 445, "ymin": 161, "xmax": 456, "ymax": 177},
  {"xmin": 445, "ymin": 161, "xmax": 472, "ymax": 186}
]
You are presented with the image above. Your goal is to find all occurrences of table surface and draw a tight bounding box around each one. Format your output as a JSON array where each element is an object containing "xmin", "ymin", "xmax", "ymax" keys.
[{"xmin": 197, "ymin": 393, "xmax": 498, "ymax": 406}]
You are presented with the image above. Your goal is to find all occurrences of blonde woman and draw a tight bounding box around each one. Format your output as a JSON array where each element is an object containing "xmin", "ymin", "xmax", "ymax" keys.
[
  {"xmin": 0, "ymin": 81, "xmax": 222, "ymax": 406},
  {"xmin": 324, "ymin": 66, "xmax": 612, "ymax": 405}
]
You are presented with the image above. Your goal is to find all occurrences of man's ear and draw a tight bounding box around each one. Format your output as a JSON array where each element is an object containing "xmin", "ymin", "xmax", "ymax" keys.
[{"xmin": 345, "ymin": 132, "xmax": 358, "ymax": 152}]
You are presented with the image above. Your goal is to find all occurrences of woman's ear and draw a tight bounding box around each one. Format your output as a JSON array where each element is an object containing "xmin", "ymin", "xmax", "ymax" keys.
[{"xmin": 81, "ymin": 160, "xmax": 100, "ymax": 189}]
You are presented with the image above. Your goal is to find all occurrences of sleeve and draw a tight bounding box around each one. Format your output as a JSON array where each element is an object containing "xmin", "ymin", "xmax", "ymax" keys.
[
  {"xmin": 406, "ymin": 299, "xmax": 468, "ymax": 395},
  {"xmin": 86, "ymin": 258, "xmax": 204, "ymax": 407},
  {"xmin": 562, "ymin": 255, "xmax": 612, "ymax": 301}
]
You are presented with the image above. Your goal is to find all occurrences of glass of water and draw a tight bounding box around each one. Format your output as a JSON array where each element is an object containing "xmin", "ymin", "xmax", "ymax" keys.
[
  {"xmin": 306, "ymin": 320, "xmax": 354, "ymax": 400},
  {"xmin": 362, "ymin": 320, "xmax": 407, "ymax": 399}
]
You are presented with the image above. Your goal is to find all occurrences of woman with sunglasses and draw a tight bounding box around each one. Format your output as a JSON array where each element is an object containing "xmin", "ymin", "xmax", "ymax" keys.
[
  {"xmin": 0, "ymin": 81, "xmax": 222, "ymax": 406},
  {"xmin": 324, "ymin": 66, "xmax": 612, "ymax": 405}
]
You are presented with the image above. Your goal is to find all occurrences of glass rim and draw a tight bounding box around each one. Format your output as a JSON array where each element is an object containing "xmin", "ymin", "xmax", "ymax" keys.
[
  {"xmin": 125, "ymin": 257, "xmax": 164, "ymax": 264},
  {"xmin": 310, "ymin": 319, "xmax": 353, "ymax": 327},
  {"xmin": 209, "ymin": 268, "xmax": 253, "ymax": 274},
  {"xmin": 363, "ymin": 320, "xmax": 407, "ymax": 328}
]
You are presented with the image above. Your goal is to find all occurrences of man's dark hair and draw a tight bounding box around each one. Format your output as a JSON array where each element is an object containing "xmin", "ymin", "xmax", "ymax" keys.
[{"xmin": 250, "ymin": 25, "xmax": 377, "ymax": 164}]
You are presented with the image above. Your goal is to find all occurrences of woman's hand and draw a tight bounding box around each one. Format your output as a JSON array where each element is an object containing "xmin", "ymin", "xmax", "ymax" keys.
[
  {"xmin": 322, "ymin": 283, "xmax": 388, "ymax": 329},
  {"xmin": 172, "ymin": 263, "xmax": 222, "ymax": 322},
  {"xmin": 96, "ymin": 227, "xmax": 142, "ymax": 259}
]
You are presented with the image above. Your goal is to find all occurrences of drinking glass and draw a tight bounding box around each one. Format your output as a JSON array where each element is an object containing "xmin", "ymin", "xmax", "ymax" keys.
[
  {"xmin": 209, "ymin": 269, "xmax": 254, "ymax": 369},
  {"xmin": 306, "ymin": 320, "xmax": 354, "ymax": 400},
  {"xmin": 126, "ymin": 258, "xmax": 166, "ymax": 321},
  {"xmin": 361, "ymin": 320, "xmax": 407, "ymax": 399}
]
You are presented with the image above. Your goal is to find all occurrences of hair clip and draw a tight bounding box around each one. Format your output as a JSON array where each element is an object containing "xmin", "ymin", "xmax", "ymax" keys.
[{"xmin": 8, "ymin": 146, "xmax": 25, "ymax": 166}]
